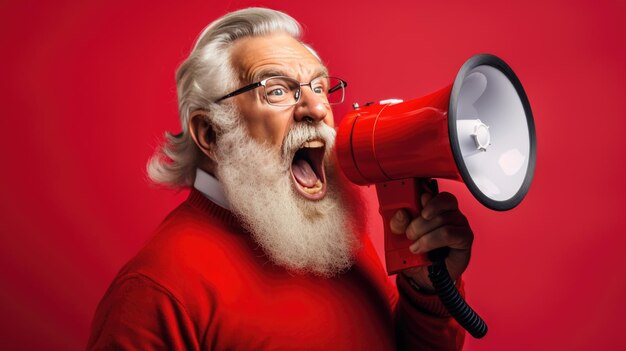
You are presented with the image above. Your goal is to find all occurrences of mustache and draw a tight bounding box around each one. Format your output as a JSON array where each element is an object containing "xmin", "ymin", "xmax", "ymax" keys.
[{"xmin": 281, "ymin": 122, "xmax": 336, "ymax": 160}]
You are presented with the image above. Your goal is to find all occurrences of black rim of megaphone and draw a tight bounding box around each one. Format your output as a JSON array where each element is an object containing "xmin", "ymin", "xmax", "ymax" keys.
[{"xmin": 448, "ymin": 54, "xmax": 536, "ymax": 211}]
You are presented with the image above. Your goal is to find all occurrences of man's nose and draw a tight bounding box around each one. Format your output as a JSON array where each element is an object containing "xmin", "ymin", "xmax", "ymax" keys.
[{"xmin": 293, "ymin": 87, "xmax": 328, "ymax": 124}]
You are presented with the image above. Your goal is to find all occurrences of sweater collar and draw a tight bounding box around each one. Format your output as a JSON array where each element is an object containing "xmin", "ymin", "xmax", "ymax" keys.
[{"xmin": 186, "ymin": 188, "xmax": 239, "ymax": 226}]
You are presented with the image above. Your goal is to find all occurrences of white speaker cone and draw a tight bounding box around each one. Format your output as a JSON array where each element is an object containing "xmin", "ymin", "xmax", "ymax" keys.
[{"xmin": 449, "ymin": 55, "xmax": 536, "ymax": 211}]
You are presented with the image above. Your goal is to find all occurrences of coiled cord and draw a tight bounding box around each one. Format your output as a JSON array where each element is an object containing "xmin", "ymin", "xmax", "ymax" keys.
[{"xmin": 427, "ymin": 248, "xmax": 488, "ymax": 339}]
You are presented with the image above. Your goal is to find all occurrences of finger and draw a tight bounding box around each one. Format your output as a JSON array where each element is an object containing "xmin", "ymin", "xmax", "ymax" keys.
[
  {"xmin": 420, "ymin": 192, "xmax": 458, "ymax": 220},
  {"xmin": 420, "ymin": 192, "xmax": 434, "ymax": 208},
  {"xmin": 405, "ymin": 210, "xmax": 469, "ymax": 241},
  {"xmin": 409, "ymin": 225, "xmax": 473, "ymax": 254},
  {"xmin": 389, "ymin": 209, "xmax": 410, "ymax": 235}
]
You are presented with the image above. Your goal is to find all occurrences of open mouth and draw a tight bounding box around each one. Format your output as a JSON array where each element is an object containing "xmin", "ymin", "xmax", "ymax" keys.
[{"xmin": 290, "ymin": 139, "xmax": 327, "ymax": 200}]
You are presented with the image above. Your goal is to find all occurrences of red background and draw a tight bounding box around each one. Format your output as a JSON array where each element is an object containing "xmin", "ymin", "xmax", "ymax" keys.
[{"xmin": 2, "ymin": 0, "xmax": 625, "ymax": 350}]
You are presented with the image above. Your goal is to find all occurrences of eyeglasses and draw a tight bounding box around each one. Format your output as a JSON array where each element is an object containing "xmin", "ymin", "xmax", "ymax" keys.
[{"xmin": 215, "ymin": 76, "xmax": 347, "ymax": 106}]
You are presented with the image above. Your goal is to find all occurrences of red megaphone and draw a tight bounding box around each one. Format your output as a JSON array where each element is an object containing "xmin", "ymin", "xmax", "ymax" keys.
[{"xmin": 335, "ymin": 54, "xmax": 536, "ymax": 275}]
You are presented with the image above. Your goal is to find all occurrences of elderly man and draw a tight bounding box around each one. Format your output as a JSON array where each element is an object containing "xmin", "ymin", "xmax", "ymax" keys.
[{"xmin": 87, "ymin": 8, "xmax": 473, "ymax": 351}]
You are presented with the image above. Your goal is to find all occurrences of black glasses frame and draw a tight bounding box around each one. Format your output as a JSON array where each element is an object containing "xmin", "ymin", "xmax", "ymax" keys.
[{"xmin": 215, "ymin": 76, "xmax": 347, "ymax": 105}]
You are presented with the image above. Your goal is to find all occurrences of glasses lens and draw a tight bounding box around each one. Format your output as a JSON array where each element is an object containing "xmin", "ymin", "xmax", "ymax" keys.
[
  {"xmin": 264, "ymin": 76, "xmax": 346, "ymax": 106},
  {"xmin": 265, "ymin": 77, "xmax": 299, "ymax": 106},
  {"xmin": 324, "ymin": 77, "xmax": 346, "ymax": 105}
]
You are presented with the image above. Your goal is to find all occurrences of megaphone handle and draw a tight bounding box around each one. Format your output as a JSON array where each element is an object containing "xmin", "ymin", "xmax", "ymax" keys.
[
  {"xmin": 375, "ymin": 178, "xmax": 438, "ymax": 275},
  {"xmin": 376, "ymin": 178, "xmax": 488, "ymax": 338}
]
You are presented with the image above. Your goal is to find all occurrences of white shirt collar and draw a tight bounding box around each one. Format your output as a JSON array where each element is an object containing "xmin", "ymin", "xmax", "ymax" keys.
[{"xmin": 193, "ymin": 168, "xmax": 230, "ymax": 210}]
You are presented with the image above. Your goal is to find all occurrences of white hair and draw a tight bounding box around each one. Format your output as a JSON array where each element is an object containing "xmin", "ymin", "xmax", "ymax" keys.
[{"xmin": 147, "ymin": 8, "xmax": 311, "ymax": 188}]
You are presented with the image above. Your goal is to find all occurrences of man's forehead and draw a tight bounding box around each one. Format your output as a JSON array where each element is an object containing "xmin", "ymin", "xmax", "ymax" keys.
[{"xmin": 230, "ymin": 33, "xmax": 328, "ymax": 83}]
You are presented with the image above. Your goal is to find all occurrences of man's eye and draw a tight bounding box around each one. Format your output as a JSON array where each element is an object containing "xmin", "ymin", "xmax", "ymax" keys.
[
  {"xmin": 268, "ymin": 88, "xmax": 285, "ymax": 96},
  {"xmin": 313, "ymin": 86, "xmax": 324, "ymax": 94}
]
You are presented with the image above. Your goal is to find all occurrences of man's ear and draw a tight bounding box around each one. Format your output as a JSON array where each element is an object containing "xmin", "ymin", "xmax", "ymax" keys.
[{"xmin": 189, "ymin": 110, "xmax": 217, "ymax": 161}]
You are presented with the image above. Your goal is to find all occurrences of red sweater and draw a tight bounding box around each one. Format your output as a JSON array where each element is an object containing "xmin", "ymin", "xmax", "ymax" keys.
[{"xmin": 87, "ymin": 189, "xmax": 465, "ymax": 350}]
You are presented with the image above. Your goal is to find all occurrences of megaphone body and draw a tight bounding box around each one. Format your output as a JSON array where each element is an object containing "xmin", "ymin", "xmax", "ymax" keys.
[{"xmin": 336, "ymin": 54, "xmax": 536, "ymax": 275}]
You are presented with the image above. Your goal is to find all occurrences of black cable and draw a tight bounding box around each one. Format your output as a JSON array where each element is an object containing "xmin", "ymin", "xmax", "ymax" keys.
[{"xmin": 427, "ymin": 248, "xmax": 488, "ymax": 339}]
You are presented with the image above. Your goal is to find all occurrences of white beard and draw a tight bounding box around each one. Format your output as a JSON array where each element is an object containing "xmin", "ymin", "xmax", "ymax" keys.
[{"xmin": 212, "ymin": 105, "xmax": 364, "ymax": 277}]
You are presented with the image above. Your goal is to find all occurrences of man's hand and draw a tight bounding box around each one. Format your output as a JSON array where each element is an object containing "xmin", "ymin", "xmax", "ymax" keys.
[{"xmin": 389, "ymin": 192, "xmax": 474, "ymax": 292}]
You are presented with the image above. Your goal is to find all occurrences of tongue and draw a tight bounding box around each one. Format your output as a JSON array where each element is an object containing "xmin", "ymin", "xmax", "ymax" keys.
[{"xmin": 292, "ymin": 158, "xmax": 319, "ymax": 188}]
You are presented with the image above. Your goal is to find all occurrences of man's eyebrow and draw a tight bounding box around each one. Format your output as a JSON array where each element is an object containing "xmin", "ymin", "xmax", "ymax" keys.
[
  {"xmin": 252, "ymin": 66, "xmax": 330, "ymax": 82},
  {"xmin": 315, "ymin": 66, "xmax": 329, "ymax": 78},
  {"xmin": 252, "ymin": 69, "xmax": 289, "ymax": 82}
]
